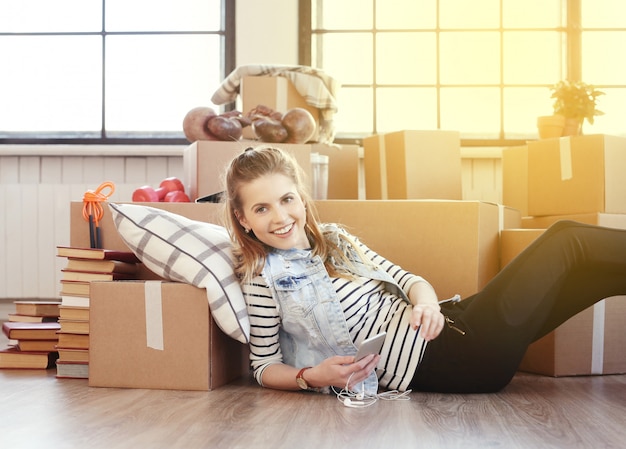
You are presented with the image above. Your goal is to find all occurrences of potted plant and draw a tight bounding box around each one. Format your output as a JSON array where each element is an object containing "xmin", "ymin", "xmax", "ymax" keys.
[
  {"xmin": 550, "ymin": 80, "xmax": 605, "ymax": 136},
  {"xmin": 536, "ymin": 114, "xmax": 566, "ymax": 139}
]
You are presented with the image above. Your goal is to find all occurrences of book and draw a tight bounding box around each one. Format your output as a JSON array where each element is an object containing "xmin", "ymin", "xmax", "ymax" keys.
[
  {"xmin": 59, "ymin": 306, "xmax": 90, "ymax": 321},
  {"xmin": 57, "ymin": 246, "xmax": 140, "ymax": 263},
  {"xmin": 56, "ymin": 332, "xmax": 89, "ymax": 350},
  {"xmin": 57, "ymin": 348, "xmax": 89, "ymax": 363},
  {"xmin": 60, "ymin": 280, "xmax": 91, "ymax": 296},
  {"xmin": 13, "ymin": 301, "xmax": 61, "ymax": 317},
  {"xmin": 55, "ymin": 360, "xmax": 89, "ymax": 379},
  {"xmin": 61, "ymin": 270, "xmax": 136, "ymax": 282},
  {"xmin": 17, "ymin": 340, "xmax": 59, "ymax": 352},
  {"xmin": 2, "ymin": 322, "xmax": 61, "ymax": 340},
  {"xmin": 61, "ymin": 295, "xmax": 90, "ymax": 308},
  {"xmin": 0, "ymin": 347, "xmax": 58, "ymax": 370},
  {"xmin": 58, "ymin": 320, "xmax": 89, "ymax": 335},
  {"xmin": 64, "ymin": 257, "xmax": 138, "ymax": 274},
  {"xmin": 8, "ymin": 314, "xmax": 58, "ymax": 323}
]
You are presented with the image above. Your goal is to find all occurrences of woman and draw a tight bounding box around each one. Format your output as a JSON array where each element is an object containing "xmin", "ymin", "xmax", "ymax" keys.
[{"xmin": 223, "ymin": 146, "xmax": 626, "ymax": 395}]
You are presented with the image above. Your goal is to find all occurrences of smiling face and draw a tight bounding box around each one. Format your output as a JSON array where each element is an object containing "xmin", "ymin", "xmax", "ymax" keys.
[{"xmin": 236, "ymin": 173, "xmax": 310, "ymax": 251}]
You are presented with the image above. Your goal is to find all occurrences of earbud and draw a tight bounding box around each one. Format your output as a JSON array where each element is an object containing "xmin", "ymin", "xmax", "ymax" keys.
[
  {"xmin": 343, "ymin": 398, "xmax": 363, "ymax": 407},
  {"xmin": 343, "ymin": 397, "xmax": 368, "ymax": 408}
]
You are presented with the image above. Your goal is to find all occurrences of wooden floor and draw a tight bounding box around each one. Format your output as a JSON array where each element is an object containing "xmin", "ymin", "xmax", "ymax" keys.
[{"xmin": 1, "ymin": 301, "xmax": 625, "ymax": 449}]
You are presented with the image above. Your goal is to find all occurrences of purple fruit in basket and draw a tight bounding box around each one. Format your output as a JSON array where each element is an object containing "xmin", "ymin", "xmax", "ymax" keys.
[
  {"xmin": 282, "ymin": 108, "xmax": 316, "ymax": 143},
  {"xmin": 182, "ymin": 107, "xmax": 218, "ymax": 142},
  {"xmin": 206, "ymin": 115, "xmax": 243, "ymax": 141},
  {"xmin": 252, "ymin": 118, "xmax": 289, "ymax": 143}
]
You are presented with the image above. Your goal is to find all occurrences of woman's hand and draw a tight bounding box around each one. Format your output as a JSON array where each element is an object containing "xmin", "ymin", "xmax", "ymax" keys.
[
  {"xmin": 411, "ymin": 303, "xmax": 444, "ymax": 341},
  {"xmin": 261, "ymin": 354, "xmax": 380, "ymax": 391},
  {"xmin": 408, "ymin": 281, "xmax": 445, "ymax": 341},
  {"xmin": 305, "ymin": 354, "xmax": 380, "ymax": 390}
]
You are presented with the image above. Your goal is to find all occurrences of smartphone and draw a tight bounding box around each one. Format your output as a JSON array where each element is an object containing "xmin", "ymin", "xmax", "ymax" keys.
[{"xmin": 354, "ymin": 331, "xmax": 387, "ymax": 362}]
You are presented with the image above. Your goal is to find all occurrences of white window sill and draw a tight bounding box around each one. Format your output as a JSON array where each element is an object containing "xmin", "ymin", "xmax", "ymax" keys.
[{"xmin": 0, "ymin": 144, "xmax": 186, "ymax": 157}]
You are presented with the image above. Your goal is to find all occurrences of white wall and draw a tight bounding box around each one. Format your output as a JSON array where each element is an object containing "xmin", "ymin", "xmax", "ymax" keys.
[{"xmin": 236, "ymin": 0, "xmax": 299, "ymax": 66}]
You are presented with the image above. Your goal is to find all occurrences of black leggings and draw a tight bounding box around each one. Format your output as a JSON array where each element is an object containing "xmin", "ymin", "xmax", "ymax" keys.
[{"xmin": 409, "ymin": 220, "xmax": 626, "ymax": 393}]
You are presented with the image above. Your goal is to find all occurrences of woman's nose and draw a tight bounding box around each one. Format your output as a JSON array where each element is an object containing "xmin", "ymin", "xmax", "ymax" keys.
[{"xmin": 272, "ymin": 207, "xmax": 288, "ymax": 222}]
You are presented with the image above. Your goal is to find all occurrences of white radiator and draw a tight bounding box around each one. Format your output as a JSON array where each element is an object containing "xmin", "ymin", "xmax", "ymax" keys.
[{"xmin": 0, "ymin": 147, "xmax": 185, "ymax": 299}]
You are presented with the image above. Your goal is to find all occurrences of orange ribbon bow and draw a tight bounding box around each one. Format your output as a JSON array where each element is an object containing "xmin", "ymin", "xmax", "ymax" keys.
[{"xmin": 82, "ymin": 181, "xmax": 115, "ymax": 248}]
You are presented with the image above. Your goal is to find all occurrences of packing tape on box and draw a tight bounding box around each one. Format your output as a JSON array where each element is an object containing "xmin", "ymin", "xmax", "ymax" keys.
[
  {"xmin": 144, "ymin": 281, "xmax": 165, "ymax": 351},
  {"xmin": 559, "ymin": 137, "xmax": 573, "ymax": 181},
  {"xmin": 591, "ymin": 300, "xmax": 606, "ymax": 374}
]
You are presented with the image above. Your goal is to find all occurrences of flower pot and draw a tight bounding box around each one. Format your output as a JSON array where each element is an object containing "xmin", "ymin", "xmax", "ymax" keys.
[
  {"xmin": 562, "ymin": 118, "xmax": 582, "ymax": 136},
  {"xmin": 537, "ymin": 115, "xmax": 565, "ymax": 139}
]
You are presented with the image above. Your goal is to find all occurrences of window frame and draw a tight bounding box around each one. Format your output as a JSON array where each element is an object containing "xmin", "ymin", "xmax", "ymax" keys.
[
  {"xmin": 298, "ymin": 0, "xmax": 587, "ymax": 147},
  {"xmin": 0, "ymin": 0, "xmax": 236, "ymax": 146}
]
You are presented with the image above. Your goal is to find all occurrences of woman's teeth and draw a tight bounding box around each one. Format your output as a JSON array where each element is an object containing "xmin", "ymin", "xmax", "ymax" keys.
[{"xmin": 273, "ymin": 224, "xmax": 292, "ymax": 235}]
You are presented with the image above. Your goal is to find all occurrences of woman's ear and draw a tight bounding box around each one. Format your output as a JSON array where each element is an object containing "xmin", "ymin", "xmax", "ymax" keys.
[{"xmin": 234, "ymin": 210, "xmax": 248, "ymax": 231}]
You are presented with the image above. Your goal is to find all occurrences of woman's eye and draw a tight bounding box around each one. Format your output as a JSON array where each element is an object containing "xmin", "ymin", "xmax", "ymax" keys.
[{"xmin": 255, "ymin": 206, "xmax": 267, "ymax": 214}]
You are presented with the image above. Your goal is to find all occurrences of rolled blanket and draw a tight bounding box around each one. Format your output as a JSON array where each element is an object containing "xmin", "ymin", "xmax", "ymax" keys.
[{"xmin": 211, "ymin": 64, "xmax": 339, "ymax": 144}]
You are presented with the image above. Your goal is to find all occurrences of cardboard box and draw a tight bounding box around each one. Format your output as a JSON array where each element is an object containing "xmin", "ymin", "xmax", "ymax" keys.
[
  {"xmin": 518, "ymin": 298, "xmax": 626, "ymax": 377},
  {"xmin": 89, "ymin": 281, "xmax": 249, "ymax": 390},
  {"xmin": 502, "ymin": 145, "xmax": 528, "ymax": 217},
  {"xmin": 72, "ymin": 199, "xmax": 519, "ymax": 298},
  {"xmin": 501, "ymin": 227, "xmax": 626, "ymax": 376},
  {"xmin": 522, "ymin": 212, "xmax": 626, "ymax": 230},
  {"xmin": 313, "ymin": 144, "xmax": 359, "ymax": 199},
  {"xmin": 183, "ymin": 140, "xmax": 252, "ymax": 202},
  {"xmin": 363, "ymin": 130, "xmax": 462, "ymax": 200},
  {"xmin": 70, "ymin": 201, "xmax": 223, "ymax": 242},
  {"xmin": 70, "ymin": 202, "xmax": 223, "ymax": 251},
  {"xmin": 184, "ymin": 140, "xmax": 359, "ymax": 202},
  {"xmin": 362, "ymin": 134, "xmax": 387, "ymax": 199},
  {"xmin": 184, "ymin": 140, "xmax": 313, "ymax": 201},
  {"xmin": 527, "ymin": 134, "xmax": 626, "ymax": 216},
  {"xmin": 240, "ymin": 76, "xmax": 320, "ymax": 141},
  {"xmin": 500, "ymin": 228, "xmax": 543, "ymax": 267},
  {"xmin": 70, "ymin": 202, "xmax": 224, "ymax": 280},
  {"xmin": 315, "ymin": 200, "xmax": 520, "ymax": 300}
]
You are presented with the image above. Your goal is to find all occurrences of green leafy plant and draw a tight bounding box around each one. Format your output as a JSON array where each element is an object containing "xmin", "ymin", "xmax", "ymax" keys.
[{"xmin": 550, "ymin": 80, "xmax": 605, "ymax": 125}]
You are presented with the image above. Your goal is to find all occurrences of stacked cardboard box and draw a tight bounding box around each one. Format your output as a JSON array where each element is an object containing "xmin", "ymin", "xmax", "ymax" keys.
[
  {"xmin": 317, "ymin": 200, "xmax": 520, "ymax": 300},
  {"xmin": 363, "ymin": 130, "xmax": 462, "ymax": 200},
  {"xmin": 502, "ymin": 145, "xmax": 528, "ymax": 217},
  {"xmin": 89, "ymin": 281, "xmax": 248, "ymax": 391},
  {"xmin": 239, "ymin": 76, "xmax": 321, "ymax": 141},
  {"xmin": 503, "ymin": 134, "xmax": 626, "ymax": 218},
  {"xmin": 501, "ymin": 134, "xmax": 626, "ymax": 376},
  {"xmin": 501, "ymin": 227, "xmax": 626, "ymax": 376},
  {"xmin": 72, "ymin": 196, "xmax": 521, "ymax": 390},
  {"xmin": 69, "ymin": 202, "xmax": 224, "ymax": 260},
  {"xmin": 183, "ymin": 140, "xmax": 360, "ymax": 202},
  {"xmin": 69, "ymin": 202, "xmax": 250, "ymax": 390},
  {"xmin": 75, "ymin": 200, "xmax": 519, "ymax": 319}
]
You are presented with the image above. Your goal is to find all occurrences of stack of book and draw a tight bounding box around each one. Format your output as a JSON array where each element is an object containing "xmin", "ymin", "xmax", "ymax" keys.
[
  {"xmin": 1, "ymin": 301, "xmax": 61, "ymax": 370},
  {"xmin": 8, "ymin": 301, "xmax": 60, "ymax": 325},
  {"xmin": 56, "ymin": 246, "xmax": 141, "ymax": 379}
]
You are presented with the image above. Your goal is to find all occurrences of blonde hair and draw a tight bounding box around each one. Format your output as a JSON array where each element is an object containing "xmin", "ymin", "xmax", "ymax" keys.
[{"xmin": 223, "ymin": 146, "xmax": 353, "ymax": 282}]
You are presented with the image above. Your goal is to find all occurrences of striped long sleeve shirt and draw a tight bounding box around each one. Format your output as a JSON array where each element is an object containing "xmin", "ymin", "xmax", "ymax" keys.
[{"xmin": 242, "ymin": 237, "xmax": 429, "ymax": 392}]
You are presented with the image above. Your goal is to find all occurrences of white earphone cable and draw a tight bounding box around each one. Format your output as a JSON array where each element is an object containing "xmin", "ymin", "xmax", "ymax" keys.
[{"xmin": 333, "ymin": 373, "xmax": 412, "ymax": 408}]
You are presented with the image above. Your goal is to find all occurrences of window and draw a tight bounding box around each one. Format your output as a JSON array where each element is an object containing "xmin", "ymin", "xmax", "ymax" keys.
[
  {"xmin": 0, "ymin": 0, "xmax": 234, "ymax": 144},
  {"xmin": 300, "ymin": 0, "xmax": 626, "ymax": 145}
]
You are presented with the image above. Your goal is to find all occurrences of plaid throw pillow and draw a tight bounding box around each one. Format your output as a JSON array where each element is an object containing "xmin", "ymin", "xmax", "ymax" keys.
[{"xmin": 108, "ymin": 203, "xmax": 249, "ymax": 344}]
